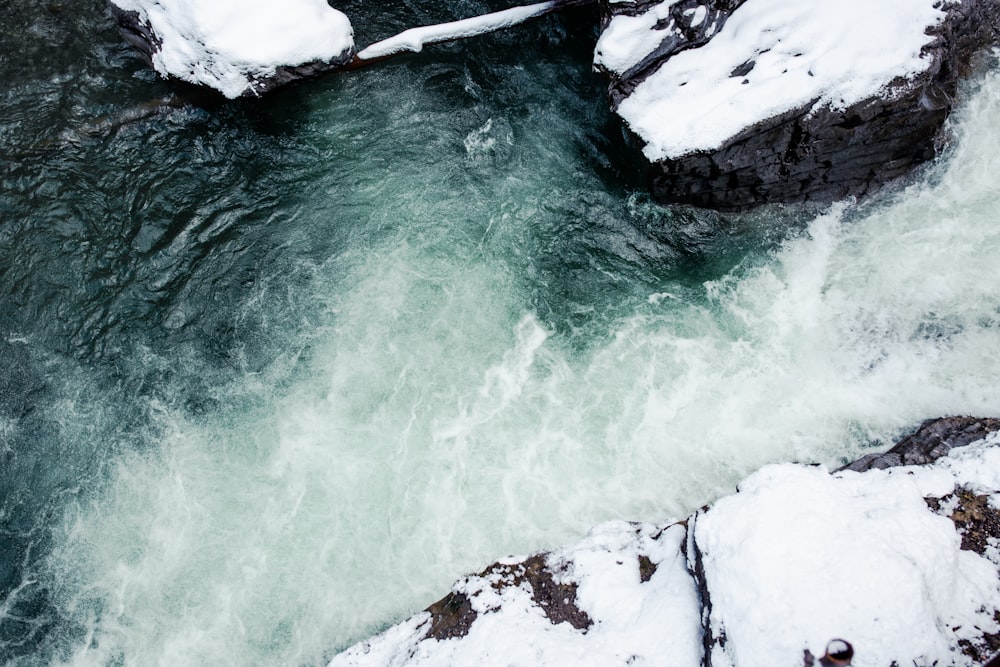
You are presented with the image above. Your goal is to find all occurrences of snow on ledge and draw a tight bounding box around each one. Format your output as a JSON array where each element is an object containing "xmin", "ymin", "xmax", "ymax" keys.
[
  {"xmin": 331, "ymin": 522, "xmax": 703, "ymax": 667},
  {"xmin": 598, "ymin": 0, "xmax": 946, "ymax": 159},
  {"xmin": 329, "ymin": 434, "xmax": 1000, "ymax": 666},
  {"xmin": 696, "ymin": 434, "xmax": 1000, "ymax": 666},
  {"xmin": 110, "ymin": 0, "xmax": 354, "ymax": 98},
  {"xmin": 357, "ymin": 1, "xmax": 560, "ymax": 61}
]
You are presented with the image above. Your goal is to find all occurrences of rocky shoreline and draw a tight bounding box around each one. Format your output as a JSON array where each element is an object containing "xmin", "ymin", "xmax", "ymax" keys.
[
  {"xmin": 330, "ymin": 417, "xmax": 1000, "ymax": 666},
  {"xmin": 109, "ymin": 0, "xmax": 1000, "ymax": 210},
  {"xmin": 98, "ymin": 5, "xmax": 1000, "ymax": 664}
]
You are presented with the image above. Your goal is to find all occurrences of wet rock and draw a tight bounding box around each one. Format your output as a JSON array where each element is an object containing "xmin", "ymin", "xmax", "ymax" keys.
[
  {"xmin": 109, "ymin": 5, "xmax": 159, "ymax": 58},
  {"xmin": 840, "ymin": 416, "xmax": 1000, "ymax": 472}
]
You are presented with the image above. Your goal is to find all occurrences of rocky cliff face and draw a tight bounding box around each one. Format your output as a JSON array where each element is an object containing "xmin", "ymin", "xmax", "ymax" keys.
[
  {"xmin": 329, "ymin": 417, "xmax": 1000, "ymax": 666},
  {"xmin": 595, "ymin": 0, "xmax": 1000, "ymax": 210}
]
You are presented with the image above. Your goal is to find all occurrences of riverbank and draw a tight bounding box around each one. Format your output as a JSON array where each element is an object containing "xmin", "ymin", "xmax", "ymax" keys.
[{"xmin": 331, "ymin": 417, "xmax": 1000, "ymax": 666}]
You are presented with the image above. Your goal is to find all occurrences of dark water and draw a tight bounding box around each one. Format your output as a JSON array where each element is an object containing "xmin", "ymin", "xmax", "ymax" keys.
[{"xmin": 2, "ymin": 1, "xmax": 1000, "ymax": 665}]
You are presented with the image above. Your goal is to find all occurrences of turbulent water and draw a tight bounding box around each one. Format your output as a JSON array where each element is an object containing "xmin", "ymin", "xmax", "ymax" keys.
[{"xmin": 2, "ymin": 1, "xmax": 1000, "ymax": 665}]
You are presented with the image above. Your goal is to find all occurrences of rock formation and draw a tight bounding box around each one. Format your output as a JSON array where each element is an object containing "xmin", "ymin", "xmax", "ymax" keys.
[
  {"xmin": 594, "ymin": 0, "xmax": 1000, "ymax": 210},
  {"xmin": 329, "ymin": 417, "xmax": 1000, "ymax": 666},
  {"xmin": 106, "ymin": 0, "xmax": 591, "ymax": 98},
  {"xmin": 108, "ymin": 0, "xmax": 1000, "ymax": 210},
  {"xmin": 108, "ymin": 0, "xmax": 355, "ymax": 98}
]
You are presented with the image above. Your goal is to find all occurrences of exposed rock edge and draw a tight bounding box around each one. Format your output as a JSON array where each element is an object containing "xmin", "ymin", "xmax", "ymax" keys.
[
  {"xmin": 596, "ymin": 0, "xmax": 1000, "ymax": 210},
  {"xmin": 329, "ymin": 417, "xmax": 1000, "ymax": 666}
]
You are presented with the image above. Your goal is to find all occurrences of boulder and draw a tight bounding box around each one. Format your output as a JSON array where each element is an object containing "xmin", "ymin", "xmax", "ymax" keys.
[
  {"xmin": 840, "ymin": 416, "xmax": 1000, "ymax": 472},
  {"xmin": 108, "ymin": 0, "xmax": 355, "ymax": 98},
  {"xmin": 594, "ymin": 0, "xmax": 1000, "ymax": 210}
]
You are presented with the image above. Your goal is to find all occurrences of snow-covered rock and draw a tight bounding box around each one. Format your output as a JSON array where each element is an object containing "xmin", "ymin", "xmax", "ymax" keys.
[
  {"xmin": 330, "ymin": 417, "xmax": 1000, "ymax": 666},
  {"xmin": 355, "ymin": 1, "xmax": 586, "ymax": 61},
  {"xmin": 107, "ymin": 0, "xmax": 590, "ymax": 98},
  {"xmin": 331, "ymin": 522, "xmax": 704, "ymax": 667},
  {"xmin": 594, "ymin": 0, "xmax": 1000, "ymax": 210},
  {"xmin": 109, "ymin": 0, "xmax": 355, "ymax": 98}
]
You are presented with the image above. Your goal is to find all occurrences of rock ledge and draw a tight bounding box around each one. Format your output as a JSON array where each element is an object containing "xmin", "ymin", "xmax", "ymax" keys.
[
  {"xmin": 595, "ymin": 0, "xmax": 1000, "ymax": 210},
  {"xmin": 330, "ymin": 417, "xmax": 1000, "ymax": 666}
]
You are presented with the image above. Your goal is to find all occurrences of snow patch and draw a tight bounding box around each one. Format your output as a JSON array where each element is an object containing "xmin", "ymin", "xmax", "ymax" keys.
[
  {"xmin": 594, "ymin": 2, "xmax": 677, "ymax": 75},
  {"xmin": 330, "ymin": 434, "xmax": 1000, "ymax": 666},
  {"xmin": 697, "ymin": 436, "xmax": 1000, "ymax": 666}
]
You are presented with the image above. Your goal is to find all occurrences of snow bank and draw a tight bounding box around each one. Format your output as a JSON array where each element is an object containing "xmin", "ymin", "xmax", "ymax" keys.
[
  {"xmin": 597, "ymin": 0, "xmax": 946, "ymax": 159},
  {"xmin": 357, "ymin": 1, "xmax": 561, "ymax": 61},
  {"xmin": 110, "ymin": 0, "xmax": 354, "ymax": 98},
  {"xmin": 696, "ymin": 434, "xmax": 1000, "ymax": 666},
  {"xmin": 331, "ymin": 522, "xmax": 703, "ymax": 667},
  {"xmin": 330, "ymin": 431, "xmax": 1000, "ymax": 666}
]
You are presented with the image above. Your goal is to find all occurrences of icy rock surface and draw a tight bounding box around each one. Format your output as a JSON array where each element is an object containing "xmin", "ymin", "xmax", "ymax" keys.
[
  {"xmin": 594, "ymin": 0, "xmax": 1000, "ymax": 210},
  {"xmin": 330, "ymin": 418, "xmax": 1000, "ymax": 666},
  {"xmin": 109, "ymin": 0, "xmax": 355, "ymax": 98}
]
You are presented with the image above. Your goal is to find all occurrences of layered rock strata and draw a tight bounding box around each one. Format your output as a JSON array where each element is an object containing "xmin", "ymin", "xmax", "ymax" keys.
[
  {"xmin": 330, "ymin": 417, "xmax": 1000, "ymax": 666},
  {"xmin": 595, "ymin": 0, "xmax": 1000, "ymax": 210}
]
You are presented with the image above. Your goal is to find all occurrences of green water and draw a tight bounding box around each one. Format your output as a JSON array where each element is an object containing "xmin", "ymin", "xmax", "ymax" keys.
[{"xmin": 2, "ymin": 2, "xmax": 1000, "ymax": 665}]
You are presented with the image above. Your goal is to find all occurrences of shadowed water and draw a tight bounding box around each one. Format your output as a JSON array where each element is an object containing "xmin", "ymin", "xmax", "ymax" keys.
[{"xmin": 2, "ymin": 1, "xmax": 1000, "ymax": 665}]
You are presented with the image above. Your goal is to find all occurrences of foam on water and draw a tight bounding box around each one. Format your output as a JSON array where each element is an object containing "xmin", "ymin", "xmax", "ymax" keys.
[{"xmin": 20, "ymin": 66, "xmax": 1000, "ymax": 666}]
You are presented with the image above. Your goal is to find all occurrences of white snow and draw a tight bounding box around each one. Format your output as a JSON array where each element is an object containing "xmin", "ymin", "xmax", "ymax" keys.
[
  {"xmin": 601, "ymin": 0, "xmax": 946, "ymax": 159},
  {"xmin": 357, "ymin": 2, "xmax": 560, "ymax": 60},
  {"xmin": 110, "ymin": 0, "xmax": 354, "ymax": 98},
  {"xmin": 330, "ymin": 434, "xmax": 1000, "ymax": 666},
  {"xmin": 330, "ymin": 522, "xmax": 703, "ymax": 667},
  {"xmin": 594, "ymin": 2, "xmax": 680, "ymax": 76},
  {"xmin": 687, "ymin": 6, "xmax": 707, "ymax": 29},
  {"xmin": 696, "ymin": 434, "xmax": 1000, "ymax": 667}
]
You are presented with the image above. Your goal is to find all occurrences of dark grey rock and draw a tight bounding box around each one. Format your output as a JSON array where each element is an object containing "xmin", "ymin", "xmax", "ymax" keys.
[
  {"xmin": 684, "ymin": 514, "xmax": 716, "ymax": 667},
  {"xmin": 598, "ymin": 0, "xmax": 1000, "ymax": 210},
  {"xmin": 109, "ymin": 5, "xmax": 160, "ymax": 59},
  {"xmin": 840, "ymin": 416, "xmax": 1000, "ymax": 472}
]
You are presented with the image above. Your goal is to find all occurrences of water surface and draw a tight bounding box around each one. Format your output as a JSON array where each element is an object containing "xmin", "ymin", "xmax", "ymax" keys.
[{"xmin": 2, "ymin": 2, "xmax": 1000, "ymax": 665}]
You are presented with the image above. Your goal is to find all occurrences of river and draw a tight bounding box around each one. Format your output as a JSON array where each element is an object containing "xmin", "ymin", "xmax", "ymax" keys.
[{"xmin": 2, "ymin": 2, "xmax": 1000, "ymax": 665}]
